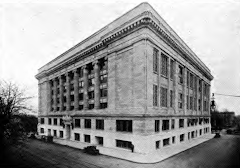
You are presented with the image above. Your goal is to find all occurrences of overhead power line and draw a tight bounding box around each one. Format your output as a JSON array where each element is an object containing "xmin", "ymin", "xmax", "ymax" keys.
[{"xmin": 214, "ymin": 93, "xmax": 240, "ymax": 98}]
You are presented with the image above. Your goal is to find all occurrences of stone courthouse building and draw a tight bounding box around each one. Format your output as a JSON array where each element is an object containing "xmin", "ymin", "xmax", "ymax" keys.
[{"xmin": 36, "ymin": 2, "xmax": 213, "ymax": 162}]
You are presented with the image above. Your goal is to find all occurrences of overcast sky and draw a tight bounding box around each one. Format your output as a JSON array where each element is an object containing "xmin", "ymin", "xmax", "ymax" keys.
[{"xmin": 1, "ymin": 0, "xmax": 240, "ymax": 115}]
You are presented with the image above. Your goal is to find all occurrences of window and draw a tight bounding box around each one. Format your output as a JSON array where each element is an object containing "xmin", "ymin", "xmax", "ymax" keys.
[
  {"xmin": 40, "ymin": 128, "xmax": 44, "ymax": 133},
  {"xmin": 190, "ymin": 96, "xmax": 193, "ymax": 110},
  {"xmin": 96, "ymin": 119, "xmax": 104, "ymax": 130},
  {"xmin": 187, "ymin": 71, "xmax": 189, "ymax": 87},
  {"xmin": 179, "ymin": 119, "xmax": 184, "ymax": 128},
  {"xmin": 60, "ymin": 118, "xmax": 63, "ymax": 126},
  {"xmin": 160, "ymin": 87, "xmax": 167, "ymax": 107},
  {"xmin": 100, "ymin": 88, "xmax": 108, "ymax": 97},
  {"xmin": 178, "ymin": 65, "xmax": 183, "ymax": 84},
  {"xmin": 40, "ymin": 118, "xmax": 44, "ymax": 124},
  {"xmin": 53, "ymin": 130, "xmax": 57, "ymax": 137},
  {"xmin": 199, "ymin": 80, "xmax": 202, "ymax": 92},
  {"xmin": 88, "ymin": 78, "xmax": 95, "ymax": 86},
  {"xmin": 75, "ymin": 119, "xmax": 81, "ymax": 128},
  {"xmin": 170, "ymin": 90, "xmax": 173, "ymax": 107},
  {"xmin": 162, "ymin": 120, "xmax": 169, "ymax": 131},
  {"xmin": 188, "ymin": 132, "xmax": 191, "ymax": 140},
  {"xmin": 116, "ymin": 120, "xmax": 132, "ymax": 132},
  {"xmin": 198, "ymin": 99, "xmax": 201, "ymax": 111},
  {"xmin": 96, "ymin": 136, "xmax": 103, "ymax": 145},
  {"xmin": 172, "ymin": 136, "xmax": 175, "ymax": 144},
  {"xmin": 186, "ymin": 95, "xmax": 189, "ymax": 109},
  {"xmin": 75, "ymin": 133, "xmax": 80, "ymax": 141},
  {"xmin": 161, "ymin": 53, "xmax": 168, "ymax": 77},
  {"xmin": 178, "ymin": 93, "xmax": 183, "ymax": 109},
  {"xmin": 100, "ymin": 103, "xmax": 107, "ymax": 109},
  {"xmin": 200, "ymin": 129, "xmax": 202, "ymax": 135},
  {"xmin": 88, "ymin": 91, "xmax": 94, "ymax": 100},
  {"xmin": 79, "ymin": 81, "xmax": 84, "ymax": 88},
  {"xmin": 180, "ymin": 134, "xmax": 184, "ymax": 142},
  {"xmin": 190, "ymin": 73, "xmax": 193, "ymax": 89},
  {"xmin": 204, "ymin": 100, "xmax": 207, "ymax": 111},
  {"xmin": 84, "ymin": 134, "xmax": 91, "ymax": 143},
  {"xmin": 53, "ymin": 118, "xmax": 57, "ymax": 125},
  {"xmin": 191, "ymin": 131, "xmax": 195, "ymax": 138},
  {"xmin": 170, "ymin": 60, "xmax": 174, "ymax": 79},
  {"xmin": 171, "ymin": 119, "xmax": 175, "ymax": 129},
  {"xmin": 100, "ymin": 74, "xmax": 108, "ymax": 83},
  {"xmin": 153, "ymin": 85, "xmax": 158, "ymax": 107},
  {"xmin": 163, "ymin": 138, "xmax": 170, "ymax": 146},
  {"xmin": 88, "ymin": 104, "xmax": 94, "ymax": 109},
  {"xmin": 59, "ymin": 131, "xmax": 63, "ymax": 138},
  {"xmin": 48, "ymin": 118, "xmax": 52, "ymax": 125},
  {"xmin": 84, "ymin": 119, "xmax": 91, "ymax": 129},
  {"xmin": 116, "ymin": 140, "xmax": 132, "ymax": 149},
  {"xmin": 156, "ymin": 140, "xmax": 160, "ymax": 149},
  {"xmin": 155, "ymin": 120, "xmax": 160, "ymax": 132},
  {"xmin": 153, "ymin": 48, "xmax": 159, "ymax": 73}
]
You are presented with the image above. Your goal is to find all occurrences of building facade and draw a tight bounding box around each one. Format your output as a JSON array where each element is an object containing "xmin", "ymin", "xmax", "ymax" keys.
[{"xmin": 36, "ymin": 3, "xmax": 213, "ymax": 162}]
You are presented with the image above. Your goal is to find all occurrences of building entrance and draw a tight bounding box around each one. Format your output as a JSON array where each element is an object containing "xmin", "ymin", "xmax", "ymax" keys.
[{"xmin": 66, "ymin": 124, "xmax": 71, "ymax": 139}]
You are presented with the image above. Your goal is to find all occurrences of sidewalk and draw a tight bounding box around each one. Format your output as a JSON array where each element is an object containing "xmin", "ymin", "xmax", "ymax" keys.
[{"xmin": 54, "ymin": 133, "xmax": 214, "ymax": 163}]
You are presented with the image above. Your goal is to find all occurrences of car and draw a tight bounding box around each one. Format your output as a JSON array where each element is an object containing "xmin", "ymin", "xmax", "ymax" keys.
[{"xmin": 83, "ymin": 146, "xmax": 99, "ymax": 155}]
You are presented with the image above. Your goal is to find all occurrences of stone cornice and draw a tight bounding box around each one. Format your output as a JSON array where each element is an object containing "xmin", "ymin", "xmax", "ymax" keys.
[{"xmin": 36, "ymin": 11, "xmax": 213, "ymax": 81}]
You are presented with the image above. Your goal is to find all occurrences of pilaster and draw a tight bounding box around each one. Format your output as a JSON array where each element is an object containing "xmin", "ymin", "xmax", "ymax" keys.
[
  {"xmin": 73, "ymin": 69, "xmax": 79, "ymax": 111},
  {"xmin": 83, "ymin": 65, "xmax": 89, "ymax": 110},
  {"xmin": 66, "ymin": 72, "xmax": 71, "ymax": 111},
  {"xmin": 94, "ymin": 60, "xmax": 100, "ymax": 109},
  {"xmin": 59, "ymin": 76, "xmax": 64, "ymax": 111},
  {"xmin": 53, "ymin": 78, "xmax": 57, "ymax": 112}
]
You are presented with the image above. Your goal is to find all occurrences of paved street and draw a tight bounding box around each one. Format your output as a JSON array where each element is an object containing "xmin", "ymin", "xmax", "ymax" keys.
[{"xmin": 1, "ymin": 134, "xmax": 240, "ymax": 168}]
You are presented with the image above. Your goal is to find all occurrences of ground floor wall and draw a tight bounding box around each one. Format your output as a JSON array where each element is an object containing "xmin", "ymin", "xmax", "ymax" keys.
[{"xmin": 37, "ymin": 115, "xmax": 211, "ymax": 161}]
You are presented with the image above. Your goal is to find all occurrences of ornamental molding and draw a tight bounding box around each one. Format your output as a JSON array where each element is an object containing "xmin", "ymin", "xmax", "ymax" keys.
[{"xmin": 36, "ymin": 11, "xmax": 213, "ymax": 81}]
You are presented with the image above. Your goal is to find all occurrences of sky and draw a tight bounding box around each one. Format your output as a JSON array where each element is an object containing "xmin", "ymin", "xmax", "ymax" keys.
[{"xmin": 0, "ymin": 0, "xmax": 240, "ymax": 115}]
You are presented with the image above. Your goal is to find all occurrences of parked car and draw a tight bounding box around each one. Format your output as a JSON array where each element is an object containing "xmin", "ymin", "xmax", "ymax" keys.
[{"xmin": 83, "ymin": 146, "xmax": 99, "ymax": 155}]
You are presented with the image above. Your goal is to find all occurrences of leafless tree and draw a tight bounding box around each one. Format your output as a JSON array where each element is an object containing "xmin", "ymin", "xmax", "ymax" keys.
[{"xmin": 0, "ymin": 80, "xmax": 34, "ymax": 160}]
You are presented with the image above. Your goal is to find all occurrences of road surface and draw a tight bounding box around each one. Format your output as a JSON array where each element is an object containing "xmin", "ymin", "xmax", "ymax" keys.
[{"xmin": 1, "ymin": 134, "xmax": 240, "ymax": 168}]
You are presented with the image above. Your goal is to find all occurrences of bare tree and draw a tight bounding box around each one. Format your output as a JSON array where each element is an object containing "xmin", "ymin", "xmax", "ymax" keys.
[{"xmin": 0, "ymin": 80, "xmax": 34, "ymax": 160}]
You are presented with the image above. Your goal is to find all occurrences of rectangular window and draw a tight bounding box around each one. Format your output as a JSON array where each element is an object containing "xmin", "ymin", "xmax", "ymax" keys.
[
  {"xmin": 156, "ymin": 140, "xmax": 160, "ymax": 149},
  {"xmin": 186, "ymin": 95, "xmax": 189, "ymax": 109},
  {"xmin": 84, "ymin": 119, "xmax": 91, "ymax": 129},
  {"xmin": 84, "ymin": 134, "xmax": 91, "ymax": 143},
  {"xmin": 100, "ymin": 74, "xmax": 108, "ymax": 84},
  {"xmin": 170, "ymin": 60, "xmax": 174, "ymax": 79},
  {"xmin": 160, "ymin": 87, "xmax": 167, "ymax": 107},
  {"xmin": 100, "ymin": 88, "xmax": 108, "ymax": 97},
  {"xmin": 53, "ymin": 130, "xmax": 57, "ymax": 137},
  {"xmin": 161, "ymin": 53, "xmax": 168, "ymax": 77},
  {"xmin": 178, "ymin": 65, "xmax": 183, "ymax": 84},
  {"xmin": 40, "ymin": 128, "xmax": 44, "ymax": 133},
  {"xmin": 187, "ymin": 71, "xmax": 189, "ymax": 87},
  {"xmin": 60, "ymin": 131, "xmax": 63, "ymax": 138},
  {"xmin": 190, "ymin": 96, "xmax": 193, "ymax": 110},
  {"xmin": 190, "ymin": 73, "xmax": 193, "ymax": 89},
  {"xmin": 178, "ymin": 93, "xmax": 183, "ymax": 109},
  {"xmin": 153, "ymin": 85, "xmax": 158, "ymax": 107},
  {"xmin": 153, "ymin": 48, "xmax": 159, "ymax": 73},
  {"xmin": 96, "ymin": 136, "xmax": 103, "ymax": 145},
  {"xmin": 172, "ymin": 136, "xmax": 175, "ymax": 144},
  {"xmin": 48, "ymin": 118, "xmax": 52, "ymax": 125},
  {"xmin": 116, "ymin": 140, "xmax": 132, "ymax": 149},
  {"xmin": 163, "ymin": 138, "xmax": 170, "ymax": 146},
  {"xmin": 53, "ymin": 118, "xmax": 57, "ymax": 125},
  {"xmin": 88, "ymin": 91, "xmax": 94, "ymax": 100},
  {"xmin": 75, "ymin": 119, "xmax": 81, "ymax": 128},
  {"xmin": 155, "ymin": 120, "xmax": 160, "ymax": 132},
  {"xmin": 79, "ymin": 93, "xmax": 84, "ymax": 100},
  {"xmin": 198, "ymin": 99, "xmax": 201, "ymax": 111},
  {"xmin": 96, "ymin": 119, "xmax": 104, "ymax": 130},
  {"xmin": 60, "ymin": 118, "xmax": 63, "ymax": 126},
  {"xmin": 180, "ymin": 134, "xmax": 184, "ymax": 142},
  {"xmin": 116, "ymin": 120, "xmax": 132, "ymax": 132},
  {"xmin": 171, "ymin": 119, "xmax": 175, "ymax": 129},
  {"xmin": 40, "ymin": 118, "xmax": 44, "ymax": 124},
  {"xmin": 74, "ymin": 133, "xmax": 80, "ymax": 141},
  {"xmin": 179, "ymin": 119, "xmax": 184, "ymax": 128},
  {"xmin": 170, "ymin": 90, "xmax": 173, "ymax": 107},
  {"xmin": 162, "ymin": 120, "xmax": 169, "ymax": 131}
]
